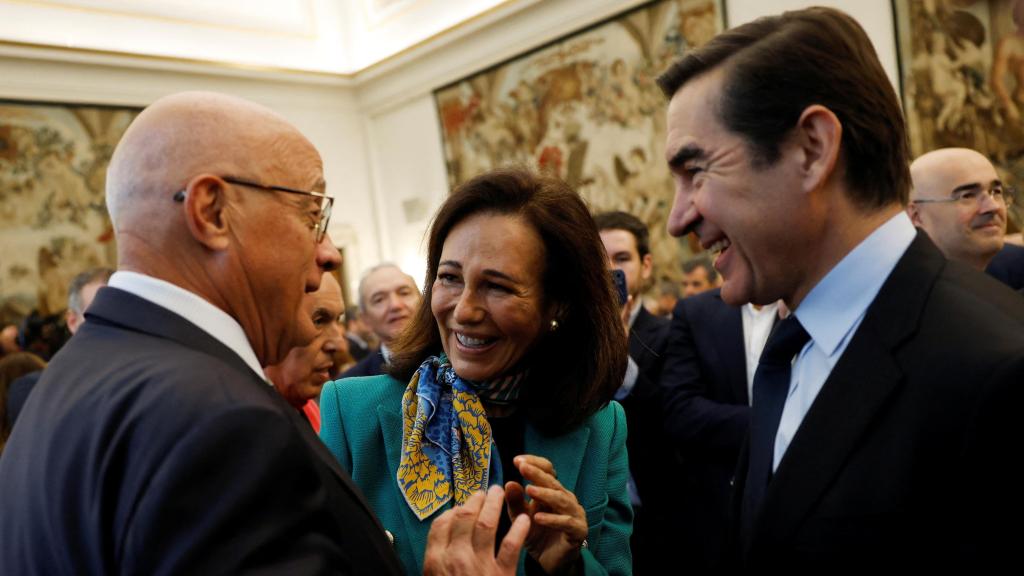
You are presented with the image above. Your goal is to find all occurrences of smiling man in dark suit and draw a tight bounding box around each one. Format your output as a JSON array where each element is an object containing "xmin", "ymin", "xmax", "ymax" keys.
[
  {"xmin": 0, "ymin": 92, "xmax": 403, "ymax": 575},
  {"xmin": 658, "ymin": 7, "xmax": 1024, "ymax": 571}
]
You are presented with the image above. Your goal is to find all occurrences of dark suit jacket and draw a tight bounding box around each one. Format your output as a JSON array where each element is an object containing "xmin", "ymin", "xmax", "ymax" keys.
[
  {"xmin": 986, "ymin": 242, "xmax": 1024, "ymax": 291},
  {"xmin": 0, "ymin": 288, "xmax": 403, "ymax": 575},
  {"xmin": 660, "ymin": 289, "xmax": 750, "ymax": 570},
  {"xmin": 341, "ymin": 349, "xmax": 386, "ymax": 378},
  {"xmin": 733, "ymin": 233, "xmax": 1024, "ymax": 571},
  {"xmin": 345, "ymin": 335, "xmax": 372, "ymax": 362},
  {"xmin": 617, "ymin": 307, "xmax": 675, "ymax": 574},
  {"xmin": 4, "ymin": 369, "xmax": 41, "ymax": 428}
]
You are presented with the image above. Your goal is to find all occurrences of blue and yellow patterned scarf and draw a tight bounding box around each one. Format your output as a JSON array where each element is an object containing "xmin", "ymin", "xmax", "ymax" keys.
[{"xmin": 397, "ymin": 354, "xmax": 525, "ymax": 520}]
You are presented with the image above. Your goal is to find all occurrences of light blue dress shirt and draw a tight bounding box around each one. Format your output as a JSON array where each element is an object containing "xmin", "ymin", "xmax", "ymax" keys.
[{"xmin": 773, "ymin": 212, "xmax": 916, "ymax": 471}]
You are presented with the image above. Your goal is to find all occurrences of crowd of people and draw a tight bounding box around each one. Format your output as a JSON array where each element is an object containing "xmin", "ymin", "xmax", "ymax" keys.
[{"xmin": 1, "ymin": 6, "xmax": 1022, "ymax": 575}]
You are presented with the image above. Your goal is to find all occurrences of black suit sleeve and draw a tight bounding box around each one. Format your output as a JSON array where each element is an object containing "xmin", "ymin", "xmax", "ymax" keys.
[
  {"xmin": 660, "ymin": 297, "xmax": 750, "ymax": 461},
  {"xmin": 119, "ymin": 405, "xmax": 353, "ymax": 575}
]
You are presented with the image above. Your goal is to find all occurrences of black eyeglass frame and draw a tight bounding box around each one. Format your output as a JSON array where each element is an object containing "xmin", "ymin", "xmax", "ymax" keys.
[{"xmin": 173, "ymin": 176, "xmax": 334, "ymax": 243}]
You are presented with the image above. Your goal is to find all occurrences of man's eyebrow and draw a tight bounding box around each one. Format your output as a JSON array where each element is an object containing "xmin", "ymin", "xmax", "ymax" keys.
[
  {"xmin": 668, "ymin": 145, "xmax": 707, "ymax": 168},
  {"xmin": 951, "ymin": 179, "xmax": 1001, "ymax": 196}
]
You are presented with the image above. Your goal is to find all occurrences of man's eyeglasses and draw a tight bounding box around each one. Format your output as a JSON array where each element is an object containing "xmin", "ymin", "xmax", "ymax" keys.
[
  {"xmin": 174, "ymin": 176, "xmax": 334, "ymax": 244},
  {"xmin": 911, "ymin": 184, "xmax": 1015, "ymax": 209}
]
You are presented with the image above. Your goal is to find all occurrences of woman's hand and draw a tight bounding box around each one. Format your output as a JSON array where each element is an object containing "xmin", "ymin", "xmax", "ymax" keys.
[{"xmin": 505, "ymin": 455, "xmax": 588, "ymax": 574}]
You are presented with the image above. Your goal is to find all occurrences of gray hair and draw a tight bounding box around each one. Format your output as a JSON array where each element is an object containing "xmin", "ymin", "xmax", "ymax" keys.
[
  {"xmin": 67, "ymin": 267, "xmax": 114, "ymax": 314},
  {"xmin": 682, "ymin": 257, "xmax": 718, "ymax": 283},
  {"xmin": 357, "ymin": 263, "xmax": 416, "ymax": 312}
]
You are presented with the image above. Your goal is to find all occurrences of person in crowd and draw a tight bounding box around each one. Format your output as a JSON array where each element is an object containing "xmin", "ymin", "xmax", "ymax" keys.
[
  {"xmin": 908, "ymin": 147, "xmax": 1013, "ymax": 272},
  {"xmin": 320, "ymin": 168, "xmax": 632, "ymax": 575},
  {"xmin": 0, "ymin": 324, "xmax": 21, "ymax": 359},
  {"xmin": 345, "ymin": 304, "xmax": 375, "ymax": 361},
  {"xmin": 341, "ymin": 263, "xmax": 421, "ymax": 377},
  {"xmin": 65, "ymin": 267, "xmax": 114, "ymax": 335},
  {"xmin": 658, "ymin": 6, "xmax": 1023, "ymax": 570},
  {"xmin": 15, "ymin": 311, "xmax": 67, "ymax": 361},
  {"xmin": 0, "ymin": 352, "xmax": 47, "ymax": 455},
  {"xmin": 594, "ymin": 210, "xmax": 677, "ymax": 574},
  {"xmin": 0, "ymin": 91, "xmax": 405, "ymax": 574},
  {"xmin": 654, "ymin": 279, "xmax": 681, "ymax": 318},
  {"xmin": 5, "ymin": 267, "xmax": 115, "ymax": 426},
  {"xmin": 659, "ymin": 286, "xmax": 780, "ymax": 570},
  {"xmin": 681, "ymin": 256, "xmax": 719, "ymax": 297},
  {"xmin": 986, "ymin": 241, "xmax": 1024, "ymax": 291},
  {"xmin": 265, "ymin": 273, "xmax": 348, "ymax": 432}
]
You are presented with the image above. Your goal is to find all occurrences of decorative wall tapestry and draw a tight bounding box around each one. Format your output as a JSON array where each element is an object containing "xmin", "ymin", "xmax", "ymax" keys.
[
  {"xmin": 894, "ymin": 0, "xmax": 1024, "ymax": 232},
  {"xmin": 434, "ymin": 0, "xmax": 726, "ymax": 289},
  {"xmin": 0, "ymin": 100, "xmax": 138, "ymax": 323}
]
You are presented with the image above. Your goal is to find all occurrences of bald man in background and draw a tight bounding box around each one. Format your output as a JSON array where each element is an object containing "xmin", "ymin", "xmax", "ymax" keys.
[
  {"xmin": 908, "ymin": 148, "xmax": 1012, "ymax": 272},
  {"xmin": 0, "ymin": 92, "xmax": 404, "ymax": 575}
]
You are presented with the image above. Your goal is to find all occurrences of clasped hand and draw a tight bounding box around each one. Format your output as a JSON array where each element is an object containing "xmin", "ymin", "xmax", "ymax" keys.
[{"xmin": 423, "ymin": 455, "xmax": 589, "ymax": 575}]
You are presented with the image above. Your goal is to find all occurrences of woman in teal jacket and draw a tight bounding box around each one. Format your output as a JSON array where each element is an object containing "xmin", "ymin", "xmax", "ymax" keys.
[{"xmin": 320, "ymin": 169, "xmax": 633, "ymax": 575}]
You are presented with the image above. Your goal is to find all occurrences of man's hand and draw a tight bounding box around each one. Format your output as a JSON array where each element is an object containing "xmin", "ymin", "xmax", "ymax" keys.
[{"xmin": 423, "ymin": 486, "xmax": 530, "ymax": 576}]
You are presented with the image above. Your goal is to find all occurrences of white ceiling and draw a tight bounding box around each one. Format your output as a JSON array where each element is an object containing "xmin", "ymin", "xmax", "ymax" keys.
[{"xmin": 0, "ymin": 0, "xmax": 519, "ymax": 75}]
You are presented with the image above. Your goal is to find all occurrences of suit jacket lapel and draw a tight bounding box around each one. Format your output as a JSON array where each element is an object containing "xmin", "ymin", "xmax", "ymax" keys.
[
  {"xmin": 628, "ymin": 307, "xmax": 658, "ymax": 365},
  {"xmin": 525, "ymin": 423, "xmax": 591, "ymax": 493},
  {"xmin": 752, "ymin": 233, "xmax": 943, "ymax": 547},
  {"xmin": 89, "ymin": 288, "xmax": 387, "ymax": 526}
]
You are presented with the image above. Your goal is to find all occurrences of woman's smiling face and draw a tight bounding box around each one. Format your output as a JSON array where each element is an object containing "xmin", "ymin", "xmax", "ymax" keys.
[{"xmin": 431, "ymin": 212, "xmax": 552, "ymax": 382}]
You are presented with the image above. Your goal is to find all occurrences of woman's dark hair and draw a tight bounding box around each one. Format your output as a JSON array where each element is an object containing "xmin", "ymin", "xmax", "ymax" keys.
[
  {"xmin": 389, "ymin": 168, "xmax": 627, "ymax": 435},
  {"xmin": 0, "ymin": 352, "xmax": 47, "ymax": 454}
]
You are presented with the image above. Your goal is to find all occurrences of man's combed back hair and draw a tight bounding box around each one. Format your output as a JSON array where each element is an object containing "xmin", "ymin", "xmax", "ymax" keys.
[
  {"xmin": 593, "ymin": 211, "xmax": 651, "ymax": 258},
  {"xmin": 657, "ymin": 7, "xmax": 910, "ymax": 208}
]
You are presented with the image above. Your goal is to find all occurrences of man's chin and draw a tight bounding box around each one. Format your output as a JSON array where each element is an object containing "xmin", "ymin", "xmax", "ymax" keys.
[{"xmin": 718, "ymin": 280, "xmax": 752, "ymax": 307}]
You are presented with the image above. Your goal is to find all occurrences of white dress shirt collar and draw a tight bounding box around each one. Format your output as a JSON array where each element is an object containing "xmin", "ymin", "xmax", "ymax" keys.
[{"xmin": 107, "ymin": 271, "xmax": 266, "ymax": 382}]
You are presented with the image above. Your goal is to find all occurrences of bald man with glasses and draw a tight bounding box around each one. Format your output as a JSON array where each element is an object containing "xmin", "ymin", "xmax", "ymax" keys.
[
  {"xmin": 908, "ymin": 148, "xmax": 1015, "ymax": 272},
  {"xmin": 0, "ymin": 91, "xmax": 405, "ymax": 575}
]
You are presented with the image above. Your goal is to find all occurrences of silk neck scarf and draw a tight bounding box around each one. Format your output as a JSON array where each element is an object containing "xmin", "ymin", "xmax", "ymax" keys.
[{"xmin": 396, "ymin": 353, "xmax": 527, "ymax": 520}]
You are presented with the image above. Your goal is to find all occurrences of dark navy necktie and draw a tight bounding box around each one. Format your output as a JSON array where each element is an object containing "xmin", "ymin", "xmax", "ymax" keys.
[{"xmin": 741, "ymin": 315, "xmax": 810, "ymax": 545}]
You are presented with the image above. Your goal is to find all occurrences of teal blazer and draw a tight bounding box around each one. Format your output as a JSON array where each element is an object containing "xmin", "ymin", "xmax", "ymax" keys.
[{"xmin": 320, "ymin": 374, "xmax": 633, "ymax": 575}]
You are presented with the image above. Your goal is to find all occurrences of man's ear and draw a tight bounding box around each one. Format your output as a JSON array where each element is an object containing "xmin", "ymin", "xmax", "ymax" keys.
[
  {"xmin": 65, "ymin": 309, "xmax": 80, "ymax": 334},
  {"xmin": 906, "ymin": 202, "xmax": 924, "ymax": 227},
  {"xmin": 640, "ymin": 253, "xmax": 653, "ymax": 281},
  {"xmin": 793, "ymin": 104, "xmax": 842, "ymax": 195},
  {"xmin": 181, "ymin": 175, "xmax": 231, "ymax": 251}
]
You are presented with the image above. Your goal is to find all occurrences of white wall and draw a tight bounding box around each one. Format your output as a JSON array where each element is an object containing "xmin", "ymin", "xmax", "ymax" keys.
[{"xmin": 356, "ymin": 0, "xmax": 899, "ymax": 278}]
